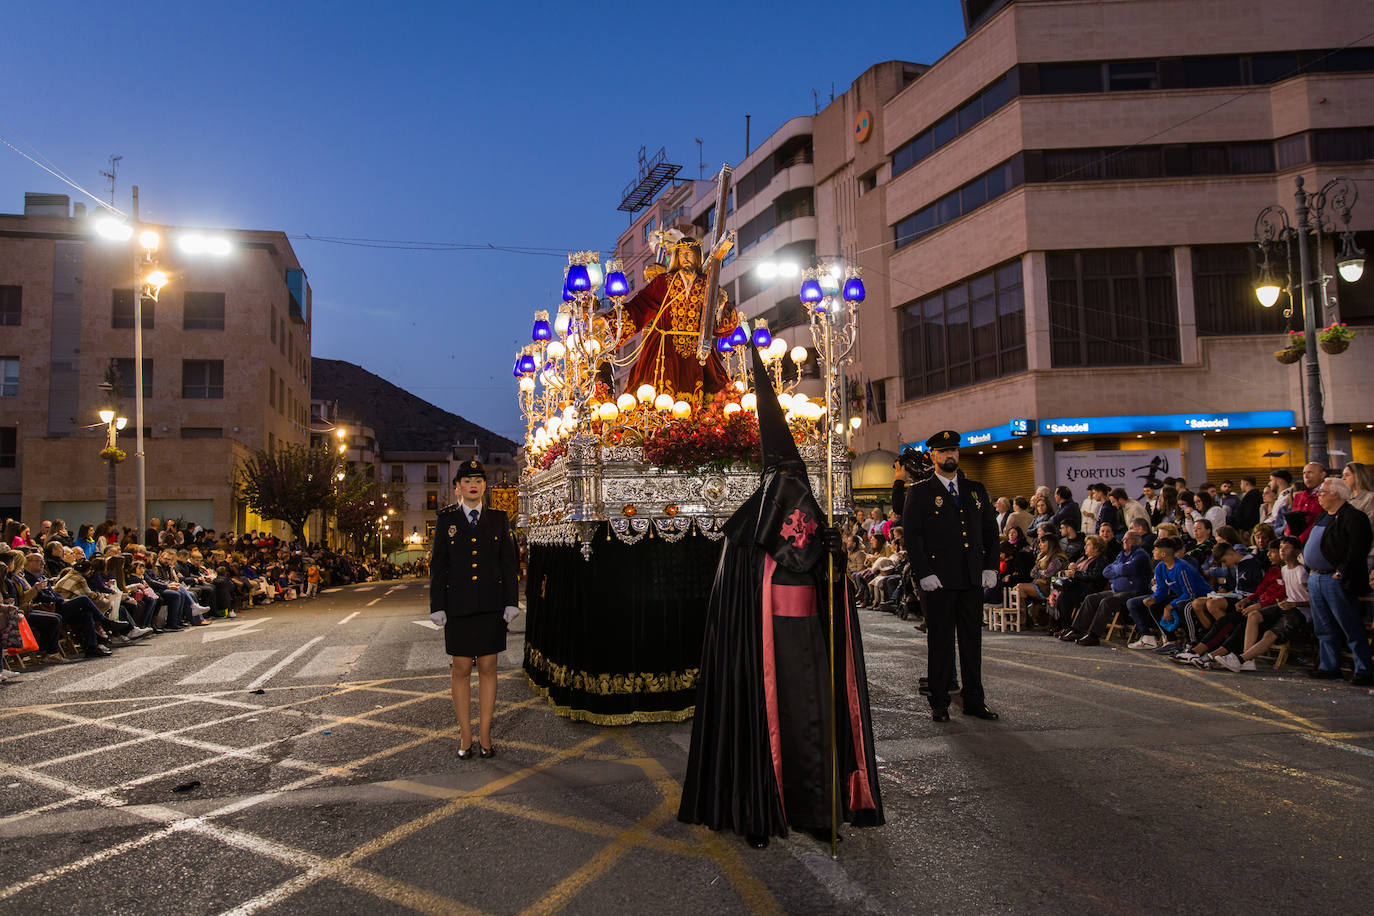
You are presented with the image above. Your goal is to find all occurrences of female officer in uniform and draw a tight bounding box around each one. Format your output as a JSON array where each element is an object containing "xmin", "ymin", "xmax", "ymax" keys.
[{"xmin": 429, "ymin": 460, "xmax": 520, "ymax": 759}]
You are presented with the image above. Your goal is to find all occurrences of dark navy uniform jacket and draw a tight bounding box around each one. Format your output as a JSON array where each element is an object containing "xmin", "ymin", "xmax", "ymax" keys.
[
  {"xmin": 900, "ymin": 471, "xmax": 999, "ymax": 590},
  {"xmin": 429, "ymin": 503, "xmax": 519, "ymax": 617}
]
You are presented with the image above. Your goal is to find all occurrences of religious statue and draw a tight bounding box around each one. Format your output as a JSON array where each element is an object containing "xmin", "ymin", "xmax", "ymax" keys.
[{"xmin": 617, "ymin": 233, "xmax": 739, "ymax": 402}]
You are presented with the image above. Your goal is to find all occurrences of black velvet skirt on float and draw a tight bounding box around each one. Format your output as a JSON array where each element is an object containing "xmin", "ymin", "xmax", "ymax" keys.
[{"xmin": 444, "ymin": 611, "xmax": 507, "ymax": 658}]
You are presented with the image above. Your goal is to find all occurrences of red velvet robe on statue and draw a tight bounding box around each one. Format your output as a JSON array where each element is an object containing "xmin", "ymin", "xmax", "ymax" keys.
[{"xmin": 621, "ymin": 269, "xmax": 738, "ymax": 401}]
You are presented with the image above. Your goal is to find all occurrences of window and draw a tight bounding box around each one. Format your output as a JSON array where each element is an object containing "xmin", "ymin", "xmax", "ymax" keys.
[
  {"xmin": 112, "ymin": 289, "xmax": 153, "ymax": 329},
  {"xmin": 112, "ymin": 358, "xmax": 152, "ymax": 398},
  {"xmin": 870, "ymin": 379, "xmax": 888, "ymax": 425},
  {"xmin": 271, "ymin": 305, "xmax": 277, "ymax": 342},
  {"xmin": 900, "ymin": 260, "xmax": 1025, "ymax": 400},
  {"xmin": 180, "ymin": 427, "xmax": 222, "ymax": 438},
  {"xmin": 182, "ymin": 360, "xmax": 224, "ymax": 398},
  {"xmin": 0, "ymin": 357, "xmax": 17, "ymax": 397},
  {"xmin": 1250, "ymin": 53, "xmax": 1299, "ymax": 84},
  {"xmin": 893, "ymin": 157, "xmax": 1023, "ymax": 248},
  {"xmin": 1276, "ymin": 134, "xmax": 1309, "ymax": 170},
  {"xmin": 279, "ymin": 319, "xmax": 286, "ymax": 354},
  {"xmin": 183, "ymin": 291, "xmax": 225, "ymax": 330},
  {"xmin": 1047, "ymin": 248, "xmax": 1179, "ymax": 367},
  {"xmin": 0, "ymin": 427, "xmax": 14, "ymax": 468},
  {"xmin": 390, "ymin": 464, "xmax": 405, "ymax": 483},
  {"xmin": 425, "ymin": 464, "xmax": 440, "ymax": 483},
  {"xmin": 268, "ymin": 432, "xmax": 275, "ymax": 453},
  {"xmin": 269, "ymin": 368, "xmax": 276, "ymax": 407},
  {"xmin": 286, "ymin": 268, "xmax": 308, "ymax": 322},
  {"xmin": 1038, "ymin": 62, "xmax": 1102, "ymax": 94},
  {"xmin": 278, "ymin": 378, "xmax": 285, "ymax": 415},
  {"xmin": 1108, "ymin": 61, "xmax": 1158, "ymax": 91},
  {"xmin": 642, "ymin": 216, "xmax": 656, "ymax": 244},
  {"xmin": 891, "ymin": 73, "xmax": 1016, "ymax": 179},
  {"xmin": 0, "ymin": 286, "xmax": 19, "ymax": 326},
  {"xmin": 426, "ymin": 492, "xmax": 438, "ymax": 511},
  {"xmin": 1191, "ymin": 245, "xmax": 1289, "ymax": 336},
  {"xmin": 1183, "ymin": 56, "xmax": 1243, "ymax": 88},
  {"xmin": 1313, "ymin": 127, "xmax": 1374, "ymax": 163}
]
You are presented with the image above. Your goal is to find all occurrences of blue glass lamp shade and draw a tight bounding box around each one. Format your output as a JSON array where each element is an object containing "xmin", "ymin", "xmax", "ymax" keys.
[
  {"xmin": 531, "ymin": 318, "xmax": 552, "ymax": 341},
  {"xmin": 728, "ymin": 325, "xmax": 749, "ymax": 347},
  {"xmin": 566, "ymin": 264, "xmax": 592, "ymax": 293},
  {"xmin": 517, "ymin": 353, "xmax": 538, "ymax": 375},
  {"xmin": 604, "ymin": 270, "xmax": 630, "ymax": 297},
  {"xmin": 842, "ymin": 276, "xmax": 866, "ymax": 303},
  {"xmin": 716, "ymin": 336, "xmax": 734, "ymax": 353},
  {"xmin": 752, "ymin": 326, "xmax": 772, "ymax": 349},
  {"xmin": 799, "ymin": 278, "xmax": 824, "ymax": 304},
  {"xmin": 512, "ymin": 357, "xmax": 524, "ymax": 378}
]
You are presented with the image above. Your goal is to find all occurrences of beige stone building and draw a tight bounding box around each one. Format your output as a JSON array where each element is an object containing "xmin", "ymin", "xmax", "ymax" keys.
[
  {"xmin": 1, "ymin": 192, "xmax": 311, "ymax": 535},
  {"xmin": 805, "ymin": 0, "xmax": 1374, "ymax": 497}
]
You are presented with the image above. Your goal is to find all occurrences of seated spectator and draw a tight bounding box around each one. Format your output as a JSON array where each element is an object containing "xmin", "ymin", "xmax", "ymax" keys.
[
  {"xmin": 1129, "ymin": 516, "xmax": 1156, "ymax": 555},
  {"xmin": 1049, "ymin": 535, "xmax": 1109, "ymax": 636},
  {"xmin": 990, "ymin": 526, "xmax": 1034, "ymax": 602},
  {"xmin": 1194, "ymin": 491, "xmax": 1228, "ymax": 533},
  {"xmin": 1125, "ymin": 537, "xmax": 1211, "ymax": 650},
  {"xmin": 1095, "ymin": 522, "xmax": 1122, "ymax": 562},
  {"xmin": 2, "ymin": 549, "xmax": 69, "ymax": 663},
  {"xmin": 1007, "ymin": 496, "xmax": 1034, "ymax": 539},
  {"xmin": 1058, "ymin": 520, "xmax": 1086, "ymax": 561},
  {"xmin": 1014, "ymin": 532, "xmax": 1069, "ymax": 626},
  {"xmin": 1186, "ymin": 518, "xmax": 1216, "ymax": 567},
  {"xmin": 1172, "ymin": 542, "xmax": 1267, "ymax": 667},
  {"xmin": 1063, "ymin": 530, "xmax": 1153, "ymax": 646},
  {"xmin": 1051, "ymin": 486, "xmax": 1082, "ymax": 533},
  {"xmin": 74, "ymin": 524, "xmax": 98, "ymax": 559},
  {"xmin": 1090, "ymin": 484, "xmax": 1120, "ymax": 534},
  {"xmin": 1110, "ymin": 488, "xmax": 1149, "ymax": 534},
  {"xmin": 1029, "ymin": 495, "xmax": 1054, "ymax": 537},
  {"xmin": 20, "ymin": 551, "xmax": 131, "ymax": 657}
]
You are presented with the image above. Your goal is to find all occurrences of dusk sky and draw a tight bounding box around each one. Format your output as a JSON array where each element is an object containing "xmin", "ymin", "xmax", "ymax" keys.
[{"xmin": 2, "ymin": 1, "xmax": 967, "ymax": 442}]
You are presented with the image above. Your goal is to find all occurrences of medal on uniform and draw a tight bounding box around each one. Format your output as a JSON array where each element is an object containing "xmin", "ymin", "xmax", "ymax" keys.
[
  {"xmin": 448, "ymin": 525, "xmax": 457, "ymax": 537},
  {"xmin": 934, "ymin": 495, "xmax": 943, "ymax": 507}
]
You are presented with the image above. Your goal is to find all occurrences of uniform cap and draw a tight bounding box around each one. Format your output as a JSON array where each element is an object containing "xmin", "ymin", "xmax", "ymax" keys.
[
  {"xmin": 925, "ymin": 429, "xmax": 960, "ymax": 450},
  {"xmin": 454, "ymin": 459, "xmax": 486, "ymax": 482}
]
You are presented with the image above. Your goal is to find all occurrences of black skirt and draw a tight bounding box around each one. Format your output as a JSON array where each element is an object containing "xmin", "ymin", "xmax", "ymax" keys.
[{"xmin": 444, "ymin": 612, "xmax": 507, "ymax": 658}]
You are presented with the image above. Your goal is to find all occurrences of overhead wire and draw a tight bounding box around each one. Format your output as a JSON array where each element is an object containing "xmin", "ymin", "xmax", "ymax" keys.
[{"xmin": 0, "ymin": 126, "xmax": 125, "ymax": 217}]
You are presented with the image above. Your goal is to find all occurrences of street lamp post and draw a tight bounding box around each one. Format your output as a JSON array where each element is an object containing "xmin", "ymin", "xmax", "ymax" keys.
[
  {"xmin": 96, "ymin": 395, "xmax": 128, "ymax": 523},
  {"xmin": 1253, "ymin": 175, "xmax": 1365, "ymax": 469}
]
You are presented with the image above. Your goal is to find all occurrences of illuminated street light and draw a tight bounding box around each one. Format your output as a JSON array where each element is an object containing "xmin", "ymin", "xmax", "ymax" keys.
[
  {"xmin": 139, "ymin": 230, "xmax": 160, "ymax": 251},
  {"xmin": 98, "ymin": 409, "xmax": 115, "ymax": 424}
]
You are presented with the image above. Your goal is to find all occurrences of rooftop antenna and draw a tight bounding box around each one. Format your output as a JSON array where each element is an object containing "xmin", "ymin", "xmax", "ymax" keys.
[
  {"xmin": 695, "ymin": 138, "xmax": 704, "ymax": 179},
  {"xmin": 812, "ymin": 89, "xmax": 820, "ymax": 114},
  {"xmin": 99, "ymin": 155, "xmax": 122, "ymax": 205}
]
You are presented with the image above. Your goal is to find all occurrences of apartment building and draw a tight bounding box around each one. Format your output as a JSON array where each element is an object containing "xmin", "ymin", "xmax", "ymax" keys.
[
  {"xmin": 813, "ymin": 0, "xmax": 1374, "ymax": 495},
  {"xmin": 1, "ymin": 192, "xmax": 311, "ymax": 533}
]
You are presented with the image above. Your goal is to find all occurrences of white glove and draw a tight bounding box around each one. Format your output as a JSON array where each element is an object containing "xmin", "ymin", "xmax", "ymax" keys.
[
  {"xmin": 982, "ymin": 570, "xmax": 997, "ymax": 589},
  {"xmin": 429, "ymin": 610, "xmax": 447, "ymax": 627},
  {"xmin": 502, "ymin": 605, "xmax": 520, "ymax": 624},
  {"xmin": 919, "ymin": 575, "xmax": 943, "ymax": 592}
]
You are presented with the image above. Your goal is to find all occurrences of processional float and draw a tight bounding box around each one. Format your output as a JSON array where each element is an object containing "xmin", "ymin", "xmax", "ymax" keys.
[{"xmin": 514, "ymin": 164, "xmax": 864, "ymax": 726}]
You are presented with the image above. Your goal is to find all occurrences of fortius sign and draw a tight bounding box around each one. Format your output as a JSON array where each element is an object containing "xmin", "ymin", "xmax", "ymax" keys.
[
  {"xmin": 1055, "ymin": 449, "xmax": 1183, "ymax": 503},
  {"xmin": 1038, "ymin": 410, "xmax": 1296, "ymax": 437}
]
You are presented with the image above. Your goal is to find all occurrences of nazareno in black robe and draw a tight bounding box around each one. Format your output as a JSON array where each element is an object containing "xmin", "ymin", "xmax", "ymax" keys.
[{"xmin": 677, "ymin": 342, "xmax": 884, "ymax": 840}]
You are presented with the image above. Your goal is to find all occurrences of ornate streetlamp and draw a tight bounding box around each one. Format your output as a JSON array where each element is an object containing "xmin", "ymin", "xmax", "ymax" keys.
[{"xmin": 1253, "ymin": 176, "xmax": 1364, "ymax": 468}]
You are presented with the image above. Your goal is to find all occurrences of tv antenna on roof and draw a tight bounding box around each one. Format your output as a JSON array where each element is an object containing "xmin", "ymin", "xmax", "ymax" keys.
[{"xmin": 99, "ymin": 155, "xmax": 122, "ymax": 205}]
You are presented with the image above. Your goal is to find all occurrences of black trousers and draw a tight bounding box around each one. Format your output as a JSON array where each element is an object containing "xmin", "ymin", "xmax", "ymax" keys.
[
  {"xmin": 925, "ymin": 587, "xmax": 984, "ymax": 710},
  {"xmin": 1072, "ymin": 590, "xmax": 1140, "ymax": 637}
]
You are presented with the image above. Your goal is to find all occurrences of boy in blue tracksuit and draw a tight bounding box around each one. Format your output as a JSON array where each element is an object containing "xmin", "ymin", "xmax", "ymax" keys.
[{"xmin": 1125, "ymin": 537, "xmax": 1211, "ymax": 650}]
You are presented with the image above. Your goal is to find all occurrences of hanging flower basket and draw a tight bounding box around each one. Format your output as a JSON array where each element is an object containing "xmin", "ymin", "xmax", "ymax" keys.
[
  {"xmin": 1317, "ymin": 322, "xmax": 1354, "ymax": 354},
  {"xmin": 1273, "ymin": 348, "xmax": 1302, "ymax": 364},
  {"xmin": 99, "ymin": 446, "xmax": 127, "ymax": 463}
]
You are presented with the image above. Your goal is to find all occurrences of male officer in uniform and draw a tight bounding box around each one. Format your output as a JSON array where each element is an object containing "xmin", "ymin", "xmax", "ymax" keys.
[
  {"xmin": 429, "ymin": 460, "xmax": 519, "ymax": 753},
  {"xmin": 900, "ymin": 430, "xmax": 1000, "ymax": 722}
]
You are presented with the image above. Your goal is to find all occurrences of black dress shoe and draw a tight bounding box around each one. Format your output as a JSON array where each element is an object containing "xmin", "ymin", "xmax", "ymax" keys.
[
  {"xmin": 746, "ymin": 834, "xmax": 769, "ymax": 849},
  {"xmin": 963, "ymin": 705, "xmax": 999, "ymax": 720},
  {"xmin": 1076, "ymin": 633, "xmax": 1100, "ymax": 647},
  {"xmin": 478, "ymin": 744, "xmax": 495, "ymax": 759},
  {"xmin": 1307, "ymin": 668, "xmax": 1344, "ymax": 679},
  {"xmin": 931, "ymin": 707, "xmax": 950, "ymax": 723},
  {"xmin": 457, "ymin": 745, "xmax": 473, "ymax": 760},
  {"xmin": 84, "ymin": 645, "xmax": 113, "ymax": 658},
  {"xmin": 1058, "ymin": 630, "xmax": 1080, "ymax": 642}
]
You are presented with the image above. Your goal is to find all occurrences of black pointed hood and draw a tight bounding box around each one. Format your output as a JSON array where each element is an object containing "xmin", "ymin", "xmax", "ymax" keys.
[{"xmin": 749, "ymin": 341, "xmax": 806, "ymax": 474}]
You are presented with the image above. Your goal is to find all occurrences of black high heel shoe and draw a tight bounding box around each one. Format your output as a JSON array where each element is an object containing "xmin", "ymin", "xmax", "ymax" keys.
[
  {"xmin": 478, "ymin": 744, "xmax": 495, "ymax": 759},
  {"xmin": 457, "ymin": 744, "xmax": 474, "ymax": 760}
]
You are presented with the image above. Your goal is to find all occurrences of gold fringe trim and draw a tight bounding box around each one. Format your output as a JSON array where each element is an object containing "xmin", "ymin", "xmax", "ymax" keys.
[
  {"xmin": 524, "ymin": 674, "xmax": 695, "ymax": 726},
  {"xmin": 524, "ymin": 645, "xmax": 698, "ymax": 695}
]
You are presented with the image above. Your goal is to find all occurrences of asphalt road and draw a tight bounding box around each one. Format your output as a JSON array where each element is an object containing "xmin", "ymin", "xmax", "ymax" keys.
[{"xmin": 2, "ymin": 580, "xmax": 1372, "ymax": 915}]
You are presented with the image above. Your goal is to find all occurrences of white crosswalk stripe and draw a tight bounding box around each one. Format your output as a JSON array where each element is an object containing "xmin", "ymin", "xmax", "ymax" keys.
[
  {"xmin": 55, "ymin": 656, "xmax": 185, "ymax": 693},
  {"xmin": 177, "ymin": 650, "xmax": 279, "ymax": 686},
  {"xmin": 404, "ymin": 640, "xmax": 450, "ymax": 671},
  {"xmin": 294, "ymin": 645, "xmax": 367, "ymax": 680}
]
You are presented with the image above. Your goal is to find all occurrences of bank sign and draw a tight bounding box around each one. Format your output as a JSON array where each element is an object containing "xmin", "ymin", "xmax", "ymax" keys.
[
  {"xmin": 1038, "ymin": 410, "xmax": 1295, "ymax": 436},
  {"xmin": 1055, "ymin": 449, "xmax": 1183, "ymax": 503}
]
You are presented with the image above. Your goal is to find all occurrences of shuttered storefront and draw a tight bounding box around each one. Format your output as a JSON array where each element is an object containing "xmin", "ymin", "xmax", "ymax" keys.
[{"xmin": 956, "ymin": 448, "xmax": 1035, "ymax": 500}]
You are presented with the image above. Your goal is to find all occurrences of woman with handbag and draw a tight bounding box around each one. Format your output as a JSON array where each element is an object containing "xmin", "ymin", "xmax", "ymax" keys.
[
  {"xmin": 3, "ymin": 550, "xmax": 69, "ymax": 662},
  {"xmin": 1049, "ymin": 535, "xmax": 1110, "ymax": 638}
]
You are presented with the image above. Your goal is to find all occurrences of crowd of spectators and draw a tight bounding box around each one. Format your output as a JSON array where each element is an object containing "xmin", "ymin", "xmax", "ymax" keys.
[
  {"xmin": 1, "ymin": 515, "xmax": 388, "ymax": 684},
  {"xmin": 844, "ymin": 461, "xmax": 1374, "ymax": 688}
]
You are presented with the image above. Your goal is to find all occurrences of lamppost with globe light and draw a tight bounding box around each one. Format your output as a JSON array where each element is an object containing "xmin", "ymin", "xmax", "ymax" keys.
[
  {"xmin": 1253, "ymin": 175, "xmax": 1364, "ymax": 468},
  {"xmin": 91, "ymin": 186, "xmax": 232, "ymax": 540}
]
